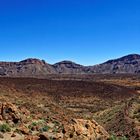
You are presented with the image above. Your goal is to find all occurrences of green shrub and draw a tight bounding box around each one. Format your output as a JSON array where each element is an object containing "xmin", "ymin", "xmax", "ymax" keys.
[
  {"xmin": 39, "ymin": 125, "xmax": 50, "ymax": 132},
  {"xmin": 28, "ymin": 122, "xmax": 38, "ymax": 130},
  {"xmin": 109, "ymin": 135, "xmax": 128, "ymax": 140},
  {"xmin": 0, "ymin": 123, "xmax": 11, "ymax": 133},
  {"xmin": 109, "ymin": 135, "xmax": 117, "ymax": 140},
  {"xmin": 42, "ymin": 125, "xmax": 51, "ymax": 132},
  {"xmin": 31, "ymin": 122, "xmax": 38, "ymax": 126},
  {"xmin": 121, "ymin": 136, "xmax": 127, "ymax": 140}
]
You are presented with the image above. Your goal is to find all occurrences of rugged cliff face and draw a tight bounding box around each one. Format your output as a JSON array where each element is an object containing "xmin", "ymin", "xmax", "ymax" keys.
[
  {"xmin": 0, "ymin": 54, "xmax": 140, "ymax": 77},
  {"xmin": 0, "ymin": 58, "xmax": 57, "ymax": 77}
]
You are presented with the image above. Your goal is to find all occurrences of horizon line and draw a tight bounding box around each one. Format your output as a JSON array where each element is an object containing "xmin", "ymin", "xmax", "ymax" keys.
[{"xmin": 0, "ymin": 53, "xmax": 139, "ymax": 66}]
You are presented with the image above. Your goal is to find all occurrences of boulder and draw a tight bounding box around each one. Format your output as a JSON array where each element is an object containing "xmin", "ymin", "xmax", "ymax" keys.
[
  {"xmin": 63, "ymin": 119, "xmax": 109, "ymax": 140},
  {"xmin": 38, "ymin": 134, "xmax": 49, "ymax": 140},
  {"xmin": 18, "ymin": 125, "xmax": 29, "ymax": 135},
  {"xmin": 0, "ymin": 102, "xmax": 21, "ymax": 124}
]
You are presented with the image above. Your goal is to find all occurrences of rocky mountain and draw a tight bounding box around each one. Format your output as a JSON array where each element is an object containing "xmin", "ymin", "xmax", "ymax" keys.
[
  {"xmin": 0, "ymin": 54, "xmax": 140, "ymax": 77},
  {"xmin": 91, "ymin": 54, "xmax": 140, "ymax": 74},
  {"xmin": 53, "ymin": 61, "xmax": 89, "ymax": 74},
  {"xmin": 0, "ymin": 58, "xmax": 57, "ymax": 77}
]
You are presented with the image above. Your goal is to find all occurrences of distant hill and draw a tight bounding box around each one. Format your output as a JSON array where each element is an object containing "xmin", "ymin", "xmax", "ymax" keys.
[
  {"xmin": 0, "ymin": 54, "xmax": 140, "ymax": 77},
  {"xmin": 91, "ymin": 54, "xmax": 140, "ymax": 74},
  {"xmin": 0, "ymin": 58, "xmax": 57, "ymax": 77}
]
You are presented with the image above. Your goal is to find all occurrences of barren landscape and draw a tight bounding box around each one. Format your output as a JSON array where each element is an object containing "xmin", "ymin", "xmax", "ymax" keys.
[
  {"xmin": 0, "ymin": 74, "xmax": 139, "ymax": 140},
  {"xmin": 0, "ymin": 55, "xmax": 140, "ymax": 139},
  {"xmin": 1, "ymin": 0, "xmax": 140, "ymax": 139}
]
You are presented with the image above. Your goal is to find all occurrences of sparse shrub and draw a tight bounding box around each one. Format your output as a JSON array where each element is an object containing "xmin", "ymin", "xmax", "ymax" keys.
[
  {"xmin": 0, "ymin": 123, "xmax": 11, "ymax": 133},
  {"xmin": 120, "ymin": 136, "xmax": 128, "ymax": 140},
  {"xmin": 49, "ymin": 137, "xmax": 54, "ymax": 140},
  {"xmin": 53, "ymin": 127, "xmax": 58, "ymax": 133},
  {"xmin": 109, "ymin": 135, "xmax": 128, "ymax": 140},
  {"xmin": 28, "ymin": 119, "xmax": 45, "ymax": 130},
  {"xmin": 31, "ymin": 122, "xmax": 38, "ymax": 126},
  {"xmin": 15, "ymin": 129, "xmax": 22, "ymax": 135},
  {"xmin": 42, "ymin": 125, "xmax": 51, "ymax": 132},
  {"xmin": 39, "ymin": 125, "xmax": 50, "ymax": 132},
  {"xmin": 109, "ymin": 135, "xmax": 116, "ymax": 140},
  {"xmin": 28, "ymin": 122, "xmax": 38, "ymax": 130},
  {"xmin": 53, "ymin": 120, "xmax": 60, "ymax": 127}
]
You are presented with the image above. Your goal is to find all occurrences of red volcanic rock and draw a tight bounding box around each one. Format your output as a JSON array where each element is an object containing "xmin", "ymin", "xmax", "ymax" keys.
[
  {"xmin": 63, "ymin": 119, "xmax": 109, "ymax": 140},
  {"xmin": 1, "ymin": 102, "xmax": 21, "ymax": 124},
  {"xmin": 18, "ymin": 125, "xmax": 30, "ymax": 135}
]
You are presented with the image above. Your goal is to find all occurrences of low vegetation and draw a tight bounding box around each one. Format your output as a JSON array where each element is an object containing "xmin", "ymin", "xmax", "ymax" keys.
[
  {"xmin": 109, "ymin": 135, "xmax": 128, "ymax": 140},
  {"xmin": 0, "ymin": 123, "xmax": 11, "ymax": 133},
  {"xmin": 0, "ymin": 76, "xmax": 139, "ymax": 139}
]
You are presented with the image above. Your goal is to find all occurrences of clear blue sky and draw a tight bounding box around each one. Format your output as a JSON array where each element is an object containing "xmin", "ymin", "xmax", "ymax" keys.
[{"xmin": 0, "ymin": 0, "xmax": 140, "ymax": 65}]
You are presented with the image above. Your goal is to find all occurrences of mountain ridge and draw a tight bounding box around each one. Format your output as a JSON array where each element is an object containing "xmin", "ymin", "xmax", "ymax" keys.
[{"xmin": 0, "ymin": 54, "xmax": 140, "ymax": 76}]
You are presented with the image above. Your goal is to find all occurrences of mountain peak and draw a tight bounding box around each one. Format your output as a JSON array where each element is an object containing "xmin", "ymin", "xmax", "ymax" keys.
[
  {"xmin": 55, "ymin": 60, "xmax": 81, "ymax": 65},
  {"xmin": 104, "ymin": 54, "xmax": 140, "ymax": 64},
  {"xmin": 120, "ymin": 54, "xmax": 140, "ymax": 60},
  {"xmin": 20, "ymin": 58, "xmax": 46, "ymax": 65}
]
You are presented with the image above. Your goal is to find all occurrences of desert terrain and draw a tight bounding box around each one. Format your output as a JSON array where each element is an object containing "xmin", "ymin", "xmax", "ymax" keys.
[
  {"xmin": 0, "ymin": 55, "xmax": 139, "ymax": 139},
  {"xmin": 0, "ymin": 74, "xmax": 139, "ymax": 140}
]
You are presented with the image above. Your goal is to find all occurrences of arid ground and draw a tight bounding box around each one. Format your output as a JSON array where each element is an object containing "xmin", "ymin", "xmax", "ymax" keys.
[{"xmin": 0, "ymin": 75, "xmax": 140, "ymax": 139}]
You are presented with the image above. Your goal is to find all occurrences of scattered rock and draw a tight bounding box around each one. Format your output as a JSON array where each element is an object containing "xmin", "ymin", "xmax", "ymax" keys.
[
  {"xmin": 20, "ymin": 107, "xmax": 30, "ymax": 116},
  {"xmin": 25, "ymin": 135, "xmax": 40, "ymax": 140},
  {"xmin": 11, "ymin": 133, "xmax": 16, "ymax": 137},
  {"xmin": 39, "ymin": 134, "xmax": 49, "ymax": 140},
  {"xmin": 0, "ymin": 132, "xmax": 4, "ymax": 138},
  {"xmin": 18, "ymin": 125, "xmax": 29, "ymax": 135},
  {"xmin": 0, "ymin": 102, "xmax": 21, "ymax": 124},
  {"xmin": 0, "ymin": 101, "xmax": 110, "ymax": 140},
  {"xmin": 0, "ymin": 115, "xmax": 3, "ymax": 121},
  {"xmin": 63, "ymin": 119, "xmax": 109, "ymax": 140}
]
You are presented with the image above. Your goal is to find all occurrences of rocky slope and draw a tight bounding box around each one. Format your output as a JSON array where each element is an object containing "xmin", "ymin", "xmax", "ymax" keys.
[
  {"xmin": 0, "ymin": 54, "xmax": 140, "ymax": 76},
  {"xmin": 0, "ymin": 58, "xmax": 57, "ymax": 77},
  {"xmin": 54, "ymin": 54, "xmax": 140, "ymax": 74},
  {"xmin": 0, "ymin": 77, "xmax": 115, "ymax": 140},
  {"xmin": 0, "ymin": 77, "xmax": 138, "ymax": 139},
  {"xmin": 53, "ymin": 61, "xmax": 88, "ymax": 74},
  {"xmin": 92, "ymin": 54, "xmax": 140, "ymax": 74},
  {"xmin": 0, "ymin": 101, "xmax": 109, "ymax": 140}
]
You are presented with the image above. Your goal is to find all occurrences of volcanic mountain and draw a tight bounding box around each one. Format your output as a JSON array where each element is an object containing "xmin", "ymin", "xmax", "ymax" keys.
[
  {"xmin": 0, "ymin": 54, "xmax": 140, "ymax": 77},
  {"xmin": 0, "ymin": 58, "xmax": 57, "ymax": 77},
  {"xmin": 91, "ymin": 54, "xmax": 140, "ymax": 74}
]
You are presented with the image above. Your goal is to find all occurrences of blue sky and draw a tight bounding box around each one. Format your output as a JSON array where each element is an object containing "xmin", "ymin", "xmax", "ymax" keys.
[{"xmin": 0, "ymin": 0, "xmax": 140, "ymax": 65}]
